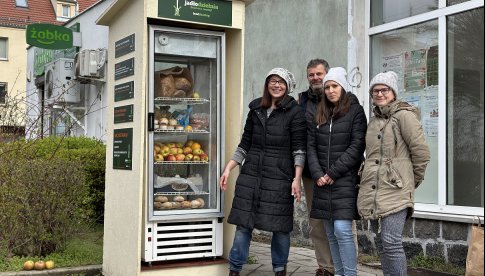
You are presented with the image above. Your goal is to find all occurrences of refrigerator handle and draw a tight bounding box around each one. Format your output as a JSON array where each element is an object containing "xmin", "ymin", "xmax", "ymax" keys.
[{"xmin": 148, "ymin": 112, "xmax": 155, "ymax": 131}]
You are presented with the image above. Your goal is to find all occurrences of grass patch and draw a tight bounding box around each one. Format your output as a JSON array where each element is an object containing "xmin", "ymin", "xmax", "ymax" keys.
[
  {"xmin": 247, "ymin": 255, "xmax": 258, "ymax": 264},
  {"xmin": 409, "ymin": 254, "xmax": 465, "ymax": 275},
  {"xmin": 0, "ymin": 224, "xmax": 103, "ymax": 272}
]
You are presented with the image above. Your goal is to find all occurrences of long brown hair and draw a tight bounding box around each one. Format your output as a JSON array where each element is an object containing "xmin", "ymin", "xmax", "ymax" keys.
[
  {"xmin": 260, "ymin": 76, "xmax": 288, "ymax": 108},
  {"xmin": 315, "ymin": 89, "xmax": 351, "ymax": 125}
]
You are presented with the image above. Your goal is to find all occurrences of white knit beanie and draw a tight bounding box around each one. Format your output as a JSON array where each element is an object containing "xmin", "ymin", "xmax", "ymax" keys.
[
  {"xmin": 369, "ymin": 71, "xmax": 399, "ymax": 96},
  {"xmin": 266, "ymin": 67, "xmax": 297, "ymax": 93},
  {"xmin": 322, "ymin": 67, "xmax": 349, "ymax": 92}
]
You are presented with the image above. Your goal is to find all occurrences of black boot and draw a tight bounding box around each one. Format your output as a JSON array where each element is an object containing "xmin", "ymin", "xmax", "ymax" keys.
[{"xmin": 229, "ymin": 270, "xmax": 240, "ymax": 276}]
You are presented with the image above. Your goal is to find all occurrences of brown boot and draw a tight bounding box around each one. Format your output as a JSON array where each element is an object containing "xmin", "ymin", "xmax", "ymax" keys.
[
  {"xmin": 229, "ymin": 270, "xmax": 240, "ymax": 276},
  {"xmin": 275, "ymin": 267, "xmax": 286, "ymax": 276}
]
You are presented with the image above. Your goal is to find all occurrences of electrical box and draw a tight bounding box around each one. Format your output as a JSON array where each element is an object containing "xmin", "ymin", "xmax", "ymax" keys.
[
  {"xmin": 44, "ymin": 58, "xmax": 80, "ymax": 105},
  {"xmin": 75, "ymin": 49, "xmax": 106, "ymax": 79}
]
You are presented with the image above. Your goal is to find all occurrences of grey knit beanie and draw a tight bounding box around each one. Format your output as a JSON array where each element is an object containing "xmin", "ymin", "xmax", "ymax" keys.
[
  {"xmin": 266, "ymin": 67, "xmax": 297, "ymax": 93},
  {"xmin": 322, "ymin": 67, "xmax": 348, "ymax": 92},
  {"xmin": 369, "ymin": 71, "xmax": 399, "ymax": 96}
]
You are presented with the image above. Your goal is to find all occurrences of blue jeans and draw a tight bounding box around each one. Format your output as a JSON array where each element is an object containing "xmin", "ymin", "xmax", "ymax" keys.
[
  {"xmin": 229, "ymin": 226, "xmax": 290, "ymax": 272},
  {"xmin": 323, "ymin": 219, "xmax": 357, "ymax": 276}
]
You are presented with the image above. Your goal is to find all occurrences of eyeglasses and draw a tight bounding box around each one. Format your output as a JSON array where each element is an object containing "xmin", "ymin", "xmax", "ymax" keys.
[
  {"xmin": 371, "ymin": 87, "xmax": 391, "ymax": 96},
  {"xmin": 269, "ymin": 79, "xmax": 287, "ymax": 86}
]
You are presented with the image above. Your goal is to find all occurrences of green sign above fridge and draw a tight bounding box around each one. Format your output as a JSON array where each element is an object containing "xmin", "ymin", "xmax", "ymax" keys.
[
  {"xmin": 158, "ymin": 0, "xmax": 232, "ymax": 26},
  {"xmin": 26, "ymin": 23, "xmax": 73, "ymax": 49}
]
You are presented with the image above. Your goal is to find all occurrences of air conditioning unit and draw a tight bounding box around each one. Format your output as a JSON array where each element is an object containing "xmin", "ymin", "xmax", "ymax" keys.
[
  {"xmin": 44, "ymin": 58, "xmax": 80, "ymax": 105},
  {"xmin": 75, "ymin": 49, "xmax": 106, "ymax": 79}
]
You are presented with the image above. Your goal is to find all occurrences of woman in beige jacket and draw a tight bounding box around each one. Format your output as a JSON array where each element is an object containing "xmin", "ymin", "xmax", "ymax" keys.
[{"xmin": 357, "ymin": 71, "xmax": 430, "ymax": 276}]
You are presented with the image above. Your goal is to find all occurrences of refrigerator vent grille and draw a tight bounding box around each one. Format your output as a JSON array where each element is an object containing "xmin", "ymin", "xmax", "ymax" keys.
[{"xmin": 154, "ymin": 220, "xmax": 215, "ymax": 259}]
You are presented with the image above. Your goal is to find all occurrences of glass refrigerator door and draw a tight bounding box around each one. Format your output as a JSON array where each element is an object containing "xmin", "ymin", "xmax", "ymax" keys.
[{"xmin": 148, "ymin": 26, "xmax": 224, "ymax": 221}]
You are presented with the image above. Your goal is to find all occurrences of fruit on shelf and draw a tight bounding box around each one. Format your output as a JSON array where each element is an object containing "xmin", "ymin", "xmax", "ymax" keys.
[
  {"xmin": 177, "ymin": 148, "xmax": 184, "ymax": 154},
  {"xmin": 166, "ymin": 142, "xmax": 176, "ymax": 148},
  {"xmin": 183, "ymin": 146, "xmax": 192, "ymax": 154},
  {"xmin": 175, "ymin": 153, "xmax": 186, "ymax": 161},
  {"xmin": 161, "ymin": 145, "xmax": 170, "ymax": 157},
  {"xmin": 45, "ymin": 260, "xmax": 55, "ymax": 270},
  {"xmin": 184, "ymin": 153, "xmax": 194, "ymax": 161},
  {"xmin": 191, "ymin": 142, "xmax": 201, "ymax": 150},
  {"xmin": 168, "ymin": 118, "xmax": 178, "ymax": 126},
  {"xmin": 23, "ymin": 260, "xmax": 34, "ymax": 270},
  {"xmin": 199, "ymin": 153, "xmax": 209, "ymax": 162},
  {"xmin": 193, "ymin": 92, "xmax": 200, "ymax": 99},
  {"xmin": 192, "ymin": 148, "xmax": 203, "ymax": 155},
  {"xmin": 34, "ymin": 261, "xmax": 45, "ymax": 270},
  {"xmin": 192, "ymin": 155, "xmax": 201, "ymax": 161},
  {"xmin": 175, "ymin": 142, "xmax": 183, "ymax": 148},
  {"xmin": 185, "ymin": 140, "xmax": 194, "ymax": 147},
  {"xmin": 169, "ymin": 147, "xmax": 178, "ymax": 155},
  {"xmin": 185, "ymin": 125, "xmax": 193, "ymax": 131},
  {"xmin": 166, "ymin": 154, "xmax": 176, "ymax": 162},
  {"xmin": 155, "ymin": 154, "xmax": 164, "ymax": 162}
]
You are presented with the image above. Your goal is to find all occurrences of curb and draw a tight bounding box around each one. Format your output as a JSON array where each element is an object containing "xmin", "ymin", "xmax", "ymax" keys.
[{"xmin": 0, "ymin": 265, "xmax": 102, "ymax": 276}]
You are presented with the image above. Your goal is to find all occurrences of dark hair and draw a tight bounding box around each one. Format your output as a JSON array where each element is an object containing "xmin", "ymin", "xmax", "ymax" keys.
[
  {"xmin": 315, "ymin": 88, "xmax": 351, "ymax": 125},
  {"xmin": 307, "ymin": 58, "xmax": 330, "ymax": 73},
  {"xmin": 261, "ymin": 75, "xmax": 288, "ymax": 108}
]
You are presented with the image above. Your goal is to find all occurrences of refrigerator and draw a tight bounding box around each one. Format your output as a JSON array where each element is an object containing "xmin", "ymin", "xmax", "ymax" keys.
[{"xmin": 143, "ymin": 25, "xmax": 225, "ymax": 263}]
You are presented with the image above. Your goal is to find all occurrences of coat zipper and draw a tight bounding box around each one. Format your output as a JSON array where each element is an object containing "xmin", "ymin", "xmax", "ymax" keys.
[{"xmin": 327, "ymin": 116, "xmax": 333, "ymax": 216}]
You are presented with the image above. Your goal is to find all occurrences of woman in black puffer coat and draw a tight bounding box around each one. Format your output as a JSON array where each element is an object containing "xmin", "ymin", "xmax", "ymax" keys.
[
  {"xmin": 220, "ymin": 68, "xmax": 306, "ymax": 276},
  {"xmin": 307, "ymin": 67, "xmax": 367, "ymax": 276}
]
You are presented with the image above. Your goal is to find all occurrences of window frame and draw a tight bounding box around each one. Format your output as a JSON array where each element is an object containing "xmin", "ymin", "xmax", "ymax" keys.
[
  {"xmin": 0, "ymin": 37, "xmax": 7, "ymax": 60},
  {"xmin": 0, "ymin": 82, "xmax": 7, "ymax": 105},
  {"xmin": 15, "ymin": 0, "xmax": 28, "ymax": 8},
  {"xmin": 365, "ymin": 0, "xmax": 484, "ymax": 222}
]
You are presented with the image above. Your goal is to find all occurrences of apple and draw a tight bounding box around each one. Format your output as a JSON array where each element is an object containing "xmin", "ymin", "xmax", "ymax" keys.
[
  {"xmin": 160, "ymin": 146, "xmax": 170, "ymax": 157},
  {"xmin": 166, "ymin": 154, "xmax": 176, "ymax": 162},
  {"xmin": 191, "ymin": 142, "xmax": 201, "ymax": 150},
  {"xmin": 199, "ymin": 153, "xmax": 209, "ymax": 162},
  {"xmin": 183, "ymin": 146, "xmax": 192, "ymax": 154},
  {"xmin": 23, "ymin": 260, "xmax": 34, "ymax": 270},
  {"xmin": 155, "ymin": 154, "xmax": 164, "ymax": 162},
  {"xmin": 154, "ymin": 144, "xmax": 161, "ymax": 153},
  {"xmin": 169, "ymin": 147, "xmax": 178, "ymax": 155},
  {"xmin": 166, "ymin": 142, "xmax": 176, "ymax": 148},
  {"xmin": 193, "ymin": 92, "xmax": 201, "ymax": 99},
  {"xmin": 185, "ymin": 125, "xmax": 193, "ymax": 131},
  {"xmin": 45, "ymin": 260, "xmax": 55, "ymax": 269},
  {"xmin": 175, "ymin": 153, "xmax": 186, "ymax": 161},
  {"xmin": 193, "ymin": 148, "xmax": 203, "ymax": 155},
  {"xmin": 34, "ymin": 261, "xmax": 45, "ymax": 270},
  {"xmin": 192, "ymin": 155, "xmax": 201, "ymax": 161},
  {"xmin": 185, "ymin": 140, "xmax": 194, "ymax": 147},
  {"xmin": 177, "ymin": 148, "xmax": 184, "ymax": 154},
  {"xmin": 184, "ymin": 153, "xmax": 194, "ymax": 161},
  {"xmin": 175, "ymin": 142, "xmax": 183, "ymax": 148}
]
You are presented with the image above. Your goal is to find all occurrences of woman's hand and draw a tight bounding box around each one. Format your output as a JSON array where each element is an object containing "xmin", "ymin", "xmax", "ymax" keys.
[
  {"xmin": 317, "ymin": 174, "xmax": 334, "ymax": 186},
  {"xmin": 219, "ymin": 169, "xmax": 230, "ymax": 191},
  {"xmin": 291, "ymin": 178, "xmax": 301, "ymax": 202}
]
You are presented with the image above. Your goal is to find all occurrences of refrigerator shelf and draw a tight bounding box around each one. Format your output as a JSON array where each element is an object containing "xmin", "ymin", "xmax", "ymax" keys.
[
  {"xmin": 154, "ymin": 161, "xmax": 209, "ymax": 165},
  {"xmin": 154, "ymin": 129, "xmax": 209, "ymax": 134},
  {"xmin": 154, "ymin": 97, "xmax": 210, "ymax": 104},
  {"xmin": 154, "ymin": 192, "xmax": 210, "ymax": 196}
]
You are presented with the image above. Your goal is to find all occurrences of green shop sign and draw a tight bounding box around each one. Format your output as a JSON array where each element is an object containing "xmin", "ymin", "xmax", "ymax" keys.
[
  {"xmin": 26, "ymin": 23, "xmax": 73, "ymax": 49},
  {"xmin": 159, "ymin": 0, "xmax": 232, "ymax": 26}
]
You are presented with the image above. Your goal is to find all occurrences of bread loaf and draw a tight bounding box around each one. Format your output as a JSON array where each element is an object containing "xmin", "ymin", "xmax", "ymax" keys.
[
  {"xmin": 173, "ymin": 195, "xmax": 185, "ymax": 202},
  {"xmin": 154, "ymin": 195, "xmax": 169, "ymax": 203}
]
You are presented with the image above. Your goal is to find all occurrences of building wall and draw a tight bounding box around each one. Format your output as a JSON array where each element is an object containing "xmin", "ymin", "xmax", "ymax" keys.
[{"xmin": 0, "ymin": 26, "xmax": 26, "ymax": 127}]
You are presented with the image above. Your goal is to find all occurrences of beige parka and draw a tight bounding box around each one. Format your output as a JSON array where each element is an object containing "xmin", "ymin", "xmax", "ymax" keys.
[{"xmin": 357, "ymin": 100, "xmax": 430, "ymax": 220}]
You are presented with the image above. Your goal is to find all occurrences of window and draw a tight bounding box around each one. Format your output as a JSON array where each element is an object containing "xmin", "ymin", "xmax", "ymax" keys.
[
  {"xmin": 446, "ymin": 8, "xmax": 484, "ymax": 207},
  {"xmin": 15, "ymin": 0, "xmax": 28, "ymax": 7},
  {"xmin": 62, "ymin": 5, "xmax": 70, "ymax": 17},
  {"xmin": 0, "ymin": 38, "xmax": 7, "ymax": 60},
  {"xmin": 0, "ymin": 83, "xmax": 7, "ymax": 104},
  {"xmin": 369, "ymin": 1, "xmax": 484, "ymax": 211}
]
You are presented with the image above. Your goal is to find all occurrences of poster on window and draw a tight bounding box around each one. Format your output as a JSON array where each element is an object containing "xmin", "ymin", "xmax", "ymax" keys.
[
  {"xmin": 404, "ymin": 49, "xmax": 427, "ymax": 92},
  {"xmin": 381, "ymin": 53, "xmax": 404, "ymax": 92},
  {"xmin": 422, "ymin": 89, "xmax": 438, "ymax": 137}
]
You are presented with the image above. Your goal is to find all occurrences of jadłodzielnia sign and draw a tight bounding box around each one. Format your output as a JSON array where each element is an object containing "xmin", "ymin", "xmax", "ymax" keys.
[
  {"xmin": 26, "ymin": 23, "xmax": 73, "ymax": 50},
  {"xmin": 159, "ymin": 0, "xmax": 232, "ymax": 26}
]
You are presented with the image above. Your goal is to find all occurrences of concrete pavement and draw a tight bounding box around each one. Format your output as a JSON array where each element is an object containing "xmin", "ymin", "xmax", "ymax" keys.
[{"xmin": 241, "ymin": 242, "xmax": 383, "ymax": 276}]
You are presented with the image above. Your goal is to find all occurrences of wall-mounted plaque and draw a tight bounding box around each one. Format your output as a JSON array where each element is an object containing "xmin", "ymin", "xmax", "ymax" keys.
[
  {"xmin": 113, "ymin": 128, "xmax": 133, "ymax": 170},
  {"xmin": 115, "ymin": 58, "xmax": 134, "ymax": 80},
  {"xmin": 114, "ymin": 104, "xmax": 134, "ymax": 124},
  {"xmin": 115, "ymin": 34, "xmax": 135, "ymax": 58},
  {"xmin": 115, "ymin": 81, "xmax": 134, "ymax": 102}
]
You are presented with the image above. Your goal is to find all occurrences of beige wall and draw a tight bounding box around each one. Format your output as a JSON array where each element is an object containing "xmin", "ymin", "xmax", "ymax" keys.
[{"xmin": 0, "ymin": 27, "xmax": 27, "ymax": 126}]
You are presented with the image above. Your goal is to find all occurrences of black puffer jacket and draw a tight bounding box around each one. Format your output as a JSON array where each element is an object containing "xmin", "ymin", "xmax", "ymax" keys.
[
  {"xmin": 308, "ymin": 93, "xmax": 367, "ymax": 220},
  {"xmin": 227, "ymin": 96, "xmax": 306, "ymax": 232},
  {"xmin": 298, "ymin": 88, "xmax": 321, "ymax": 178}
]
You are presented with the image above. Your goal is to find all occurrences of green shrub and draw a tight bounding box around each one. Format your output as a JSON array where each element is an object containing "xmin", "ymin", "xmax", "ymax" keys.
[{"xmin": 0, "ymin": 136, "xmax": 106, "ymax": 260}]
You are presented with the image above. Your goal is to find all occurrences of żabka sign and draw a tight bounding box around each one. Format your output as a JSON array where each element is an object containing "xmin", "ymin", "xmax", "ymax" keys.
[{"xmin": 26, "ymin": 23, "xmax": 73, "ymax": 49}]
